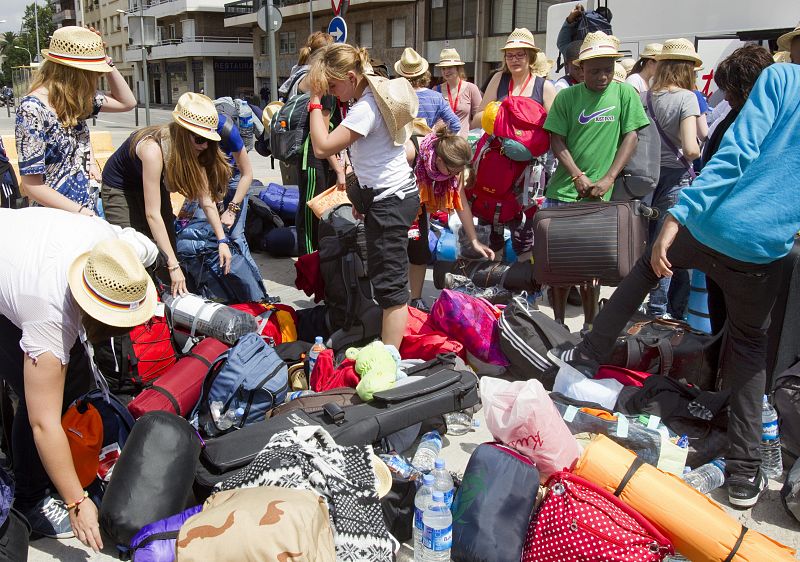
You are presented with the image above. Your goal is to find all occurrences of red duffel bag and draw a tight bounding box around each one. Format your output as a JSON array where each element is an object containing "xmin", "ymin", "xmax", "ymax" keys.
[
  {"xmin": 127, "ymin": 337, "xmax": 229, "ymax": 419},
  {"xmin": 229, "ymin": 302, "xmax": 298, "ymax": 345},
  {"xmin": 400, "ymin": 307, "xmax": 465, "ymax": 361}
]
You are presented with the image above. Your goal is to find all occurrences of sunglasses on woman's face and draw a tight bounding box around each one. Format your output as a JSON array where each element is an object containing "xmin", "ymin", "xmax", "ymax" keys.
[{"xmin": 192, "ymin": 134, "xmax": 209, "ymax": 145}]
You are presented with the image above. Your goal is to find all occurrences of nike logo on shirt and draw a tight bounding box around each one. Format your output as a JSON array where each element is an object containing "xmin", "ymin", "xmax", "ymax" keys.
[{"xmin": 578, "ymin": 106, "xmax": 617, "ymax": 124}]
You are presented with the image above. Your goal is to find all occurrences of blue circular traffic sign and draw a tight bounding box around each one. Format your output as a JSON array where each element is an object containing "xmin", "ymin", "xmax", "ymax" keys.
[{"xmin": 328, "ymin": 16, "xmax": 347, "ymax": 44}]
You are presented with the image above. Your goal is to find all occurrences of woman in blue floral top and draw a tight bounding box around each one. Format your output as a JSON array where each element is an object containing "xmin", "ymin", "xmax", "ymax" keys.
[{"xmin": 15, "ymin": 26, "xmax": 136, "ymax": 215}]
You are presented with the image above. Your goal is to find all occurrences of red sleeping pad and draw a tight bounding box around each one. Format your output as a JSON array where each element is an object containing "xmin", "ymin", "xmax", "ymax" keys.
[{"xmin": 127, "ymin": 338, "xmax": 229, "ymax": 419}]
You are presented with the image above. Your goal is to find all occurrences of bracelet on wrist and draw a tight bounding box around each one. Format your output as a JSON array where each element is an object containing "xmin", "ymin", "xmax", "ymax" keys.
[
  {"xmin": 217, "ymin": 237, "xmax": 231, "ymax": 245},
  {"xmin": 307, "ymin": 102, "xmax": 324, "ymax": 112},
  {"xmin": 571, "ymin": 171, "xmax": 586, "ymax": 181},
  {"xmin": 66, "ymin": 490, "xmax": 89, "ymax": 513},
  {"xmin": 227, "ymin": 201, "xmax": 242, "ymax": 214},
  {"xmin": 167, "ymin": 262, "xmax": 181, "ymax": 272}
]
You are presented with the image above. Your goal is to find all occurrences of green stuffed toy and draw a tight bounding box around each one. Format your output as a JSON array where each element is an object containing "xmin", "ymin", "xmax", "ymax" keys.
[{"xmin": 347, "ymin": 341, "xmax": 399, "ymax": 401}]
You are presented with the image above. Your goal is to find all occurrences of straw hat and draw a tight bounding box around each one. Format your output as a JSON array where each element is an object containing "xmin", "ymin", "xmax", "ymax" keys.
[
  {"xmin": 577, "ymin": 31, "xmax": 623, "ymax": 63},
  {"xmin": 394, "ymin": 48, "xmax": 429, "ymax": 79},
  {"xmin": 656, "ymin": 38, "xmax": 703, "ymax": 69},
  {"xmin": 68, "ymin": 239, "xmax": 157, "ymax": 328},
  {"xmin": 501, "ymin": 28, "xmax": 538, "ymax": 52},
  {"xmin": 262, "ymin": 100, "xmax": 284, "ymax": 128},
  {"xmin": 619, "ymin": 58, "xmax": 636, "ymax": 73},
  {"xmin": 613, "ymin": 63, "xmax": 627, "ymax": 83},
  {"xmin": 371, "ymin": 455, "xmax": 392, "ymax": 498},
  {"xmin": 364, "ymin": 74, "xmax": 419, "ymax": 146},
  {"xmin": 774, "ymin": 50, "xmax": 792, "ymax": 63},
  {"xmin": 41, "ymin": 26, "xmax": 112, "ymax": 73},
  {"xmin": 640, "ymin": 43, "xmax": 663, "ymax": 60},
  {"xmin": 532, "ymin": 52, "xmax": 555, "ymax": 77},
  {"xmin": 172, "ymin": 92, "xmax": 221, "ymax": 141},
  {"xmin": 435, "ymin": 48, "xmax": 465, "ymax": 67},
  {"xmin": 777, "ymin": 23, "xmax": 800, "ymax": 51}
]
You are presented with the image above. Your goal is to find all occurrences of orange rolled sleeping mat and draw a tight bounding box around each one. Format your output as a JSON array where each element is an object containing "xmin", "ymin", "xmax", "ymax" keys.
[{"xmin": 574, "ymin": 435, "xmax": 796, "ymax": 562}]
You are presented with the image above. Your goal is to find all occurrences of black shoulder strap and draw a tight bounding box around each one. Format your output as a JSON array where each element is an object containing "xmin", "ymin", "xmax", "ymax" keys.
[
  {"xmin": 498, "ymin": 72, "xmax": 511, "ymax": 101},
  {"xmin": 219, "ymin": 116, "xmax": 234, "ymax": 144},
  {"xmin": 410, "ymin": 135, "xmax": 421, "ymax": 168},
  {"xmin": 723, "ymin": 526, "xmax": 749, "ymax": 562},
  {"xmin": 613, "ymin": 456, "xmax": 645, "ymax": 496}
]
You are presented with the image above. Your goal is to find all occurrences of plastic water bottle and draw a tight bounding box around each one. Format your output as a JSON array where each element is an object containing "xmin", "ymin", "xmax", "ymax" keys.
[
  {"xmin": 443, "ymin": 411, "xmax": 473, "ymax": 436},
  {"xmin": 411, "ymin": 432, "xmax": 443, "ymax": 473},
  {"xmin": 431, "ymin": 458, "xmax": 455, "ymax": 508},
  {"xmin": 215, "ymin": 407, "xmax": 245, "ymax": 431},
  {"xmin": 421, "ymin": 491, "xmax": 452, "ymax": 562},
  {"xmin": 307, "ymin": 336, "xmax": 326, "ymax": 374},
  {"xmin": 760, "ymin": 394, "xmax": 784, "ymax": 479},
  {"xmin": 683, "ymin": 459, "xmax": 726, "ymax": 494},
  {"xmin": 413, "ymin": 474, "xmax": 435, "ymax": 561}
]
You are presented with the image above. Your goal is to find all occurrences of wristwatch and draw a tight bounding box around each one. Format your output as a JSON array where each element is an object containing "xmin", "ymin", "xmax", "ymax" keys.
[{"xmin": 217, "ymin": 237, "xmax": 231, "ymax": 245}]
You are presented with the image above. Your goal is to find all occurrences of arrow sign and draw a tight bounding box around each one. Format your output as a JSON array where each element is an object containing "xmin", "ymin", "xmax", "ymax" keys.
[{"xmin": 328, "ymin": 16, "xmax": 347, "ymax": 44}]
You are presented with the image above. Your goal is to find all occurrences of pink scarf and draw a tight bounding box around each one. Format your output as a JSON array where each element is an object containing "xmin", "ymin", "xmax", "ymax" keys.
[{"xmin": 414, "ymin": 132, "xmax": 460, "ymax": 204}]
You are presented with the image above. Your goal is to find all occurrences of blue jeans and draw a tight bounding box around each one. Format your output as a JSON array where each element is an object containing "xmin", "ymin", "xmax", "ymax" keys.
[{"xmin": 646, "ymin": 167, "xmax": 692, "ymax": 316}]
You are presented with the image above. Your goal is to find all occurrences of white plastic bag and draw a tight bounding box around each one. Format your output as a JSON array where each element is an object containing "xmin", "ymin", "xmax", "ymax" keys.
[
  {"xmin": 480, "ymin": 376, "xmax": 580, "ymax": 479},
  {"xmin": 553, "ymin": 365, "xmax": 623, "ymax": 410}
]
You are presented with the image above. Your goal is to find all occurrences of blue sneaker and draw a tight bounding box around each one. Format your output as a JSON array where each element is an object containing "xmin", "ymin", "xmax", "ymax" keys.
[{"xmin": 22, "ymin": 494, "xmax": 74, "ymax": 539}]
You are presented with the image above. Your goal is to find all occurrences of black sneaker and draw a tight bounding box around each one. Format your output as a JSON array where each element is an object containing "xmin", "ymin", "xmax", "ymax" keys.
[
  {"xmin": 409, "ymin": 298, "xmax": 431, "ymax": 313},
  {"xmin": 728, "ymin": 470, "xmax": 768, "ymax": 509},
  {"xmin": 547, "ymin": 344, "xmax": 600, "ymax": 378},
  {"xmin": 21, "ymin": 494, "xmax": 74, "ymax": 539}
]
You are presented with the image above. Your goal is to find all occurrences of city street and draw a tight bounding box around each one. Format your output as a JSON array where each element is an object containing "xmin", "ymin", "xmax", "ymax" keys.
[{"xmin": 0, "ymin": 106, "xmax": 798, "ymax": 561}]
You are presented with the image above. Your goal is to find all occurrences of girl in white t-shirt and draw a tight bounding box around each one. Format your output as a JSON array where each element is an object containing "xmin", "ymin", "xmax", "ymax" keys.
[
  {"xmin": 306, "ymin": 44, "xmax": 421, "ymax": 348},
  {"xmin": 625, "ymin": 43, "xmax": 662, "ymax": 93}
]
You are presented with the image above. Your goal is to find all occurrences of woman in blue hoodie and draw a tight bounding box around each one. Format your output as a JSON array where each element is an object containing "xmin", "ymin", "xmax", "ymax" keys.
[{"xmin": 551, "ymin": 63, "xmax": 800, "ymax": 510}]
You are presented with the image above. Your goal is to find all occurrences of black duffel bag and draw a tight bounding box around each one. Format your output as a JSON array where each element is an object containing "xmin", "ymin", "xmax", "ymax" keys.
[
  {"xmin": 607, "ymin": 317, "xmax": 723, "ymax": 390},
  {"xmin": 100, "ymin": 411, "xmax": 201, "ymax": 547}
]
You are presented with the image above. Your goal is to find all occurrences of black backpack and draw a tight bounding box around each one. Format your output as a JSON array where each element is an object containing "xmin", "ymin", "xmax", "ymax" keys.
[
  {"xmin": 774, "ymin": 361, "xmax": 800, "ymax": 458},
  {"xmin": 0, "ymin": 138, "xmax": 24, "ymax": 209},
  {"xmin": 497, "ymin": 295, "xmax": 580, "ymax": 389},
  {"xmin": 575, "ymin": 10, "xmax": 612, "ymax": 41},
  {"xmin": 318, "ymin": 204, "xmax": 381, "ymax": 350}
]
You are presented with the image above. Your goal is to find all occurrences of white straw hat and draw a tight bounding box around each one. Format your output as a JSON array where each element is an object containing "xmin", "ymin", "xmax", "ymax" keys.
[
  {"xmin": 172, "ymin": 92, "xmax": 221, "ymax": 141},
  {"xmin": 777, "ymin": 22, "xmax": 800, "ymax": 51},
  {"xmin": 613, "ymin": 63, "xmax": 627, "ymax": 83},
  {"xmin": 577, "ymin": 32, "xmax": 623, "ymax": 63},
  {"xmin": 640, "ymin": 43, "xmax": 663, "ymax": 60},
  {"xmin": 532, "ymin": 52, "xmax": 555, "ymax": 77},
  {"xmin": 364, "ymin": 74, "xmax": 419, "ymax": 146},
  {"xmin": 620, "ymin": 58, "xmax": 636, "ymax": 73},
  {"xmin": 68, "ymin": 239, "xmax": 157, "ymax": 328},
  {"xmin": 774, "ymin": 50, "xmax": 791, "ymax": 63},
  {"xmin": 501, "ymin": 28, "xmax": 538, "ymax": 52},
  {"xmin": 41, "ymin": 26, "xmax": 113, "ymax": 73},
  {"xmin": 394, "ymin": 48, "xmax": 429, "ymax": 79},
  {"xmin": 656, "ymin": 38, "xmax": 703, "ymax": 69},
  {"xmin": 435, "ymin": 48, "xmax": 465, "ymax": 67}
]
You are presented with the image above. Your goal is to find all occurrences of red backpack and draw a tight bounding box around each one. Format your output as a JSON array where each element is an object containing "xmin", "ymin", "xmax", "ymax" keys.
[{"xmin": 466, "ymin": 97, "xmax": 550, "ymax": 225}]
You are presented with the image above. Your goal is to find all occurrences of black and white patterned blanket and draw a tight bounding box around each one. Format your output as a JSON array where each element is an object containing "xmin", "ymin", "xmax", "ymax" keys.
[{"xmin": 217, "ymin": 426, "xmax": 394, "ymax": 562}]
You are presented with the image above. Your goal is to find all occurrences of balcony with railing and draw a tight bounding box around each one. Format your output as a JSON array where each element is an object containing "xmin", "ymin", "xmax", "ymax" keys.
[
  {"xmin": 224, "ymin": 0, "xmax": 413, "ymax": 26},
  {"xmin": 124, "ymin": 0, "xmax": 230, "ymax": 18},
  {"xmin": 123, "ymin": 34, "xmax": 253, "ymax": 60}
]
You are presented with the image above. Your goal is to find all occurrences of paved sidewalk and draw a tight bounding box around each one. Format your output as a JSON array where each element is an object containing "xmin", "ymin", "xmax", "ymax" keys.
[{"xmin": 0, "ymin": 107, "xmax": 796, "ymax": 561}]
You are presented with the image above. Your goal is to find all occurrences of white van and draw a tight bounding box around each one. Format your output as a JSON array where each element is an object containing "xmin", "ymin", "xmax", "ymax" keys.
[{"xmin": 545, "ymin": 0, "xmax": 797, "ymax": 101}]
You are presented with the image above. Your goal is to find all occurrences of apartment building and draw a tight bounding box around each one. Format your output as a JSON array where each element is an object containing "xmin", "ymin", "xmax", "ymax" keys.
[{"xmin": 82, "ymin": 0, "xmax": 136, "ymax": 90}]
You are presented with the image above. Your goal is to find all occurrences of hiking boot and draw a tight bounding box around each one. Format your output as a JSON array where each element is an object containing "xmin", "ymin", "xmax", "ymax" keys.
[
  {"xmin": 409, "ymin": 298, "xmax": 431, "ymax": 313},
  {"xmin": 443, "ymin": 273, "xmax": 471, "ymax": 290},
  {"xmin": 547, "ymin": 344, "xmax": 600, "ymax": 378},
  {"xmin": 22, "ymin": 494, "xmax": 74, "ymax": 539},
  {"xmin": 728, "ymin": 470, "xmax": 768, "ymax": 509}
]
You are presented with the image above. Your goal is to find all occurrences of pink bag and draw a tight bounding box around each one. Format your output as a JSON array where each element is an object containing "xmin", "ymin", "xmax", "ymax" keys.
[
  {"xmin": 480, "ymin": 376, "xmax": 579, "ymax": 480},
  {"xmin": 430, "ymin": 289, "xmax": 508, "ymax": 366}
]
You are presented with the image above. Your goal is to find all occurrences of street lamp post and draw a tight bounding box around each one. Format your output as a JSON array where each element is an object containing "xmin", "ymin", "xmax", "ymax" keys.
[
  {"xmin": 33, "ymin": 0, "xmax": 39, "ymax": 64},
  {"xmin": 118, "ymin": 6, "xmax": 150, "ymax": 126},
  {"xmin": 14, "ymin": 45, "xmax": 32, "ymax": 66}
]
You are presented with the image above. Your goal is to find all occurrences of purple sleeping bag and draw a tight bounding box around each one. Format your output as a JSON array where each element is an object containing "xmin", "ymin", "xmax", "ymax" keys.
[{"xmin": 129, "ymin": 505, "xmax": 201, "ymax": 562}]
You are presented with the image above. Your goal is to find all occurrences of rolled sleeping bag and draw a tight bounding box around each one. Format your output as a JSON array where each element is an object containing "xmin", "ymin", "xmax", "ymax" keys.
[
  {"xmin": 573, "ymin": 435, "xmax": 797, "ymax": 562},
  {"xmin": 433, "ymin": 259, "xmax": 537, "ymax": 293},
  {"xmin": 263, "ymin": 226, "xmax": 299, "ymax": 257},
  {"xmin": 129, "ymin": 505, "xmax": 202, "ymax": 562},
  {"xmin": 100, "ymin": 411, "xmax": 202, "ymax": 547},
  {"xmin": 259, "ymin": 183, "xmax": 299, "ymax": 223}
]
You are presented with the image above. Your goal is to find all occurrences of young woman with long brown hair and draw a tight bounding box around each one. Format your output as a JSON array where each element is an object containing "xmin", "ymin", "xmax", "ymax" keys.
[
  {"xmin": 102, "ymin": 93, "xmax": 232, "ymax": 296},
  {"xmin": 641, "ymin": 39, "xmax": 702, "ymax": 318},
  {"xmin": 15, "ymin": 26, "xmax": 136, "ymax": 215}
]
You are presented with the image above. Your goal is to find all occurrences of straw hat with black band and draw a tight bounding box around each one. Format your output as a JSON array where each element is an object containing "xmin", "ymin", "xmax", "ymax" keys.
[
  {"xmin": 777, "ymin": 23, "xmax": 800, "ymax": 51},
  {"xmin": 364, "ymin": 74, "xmax": 419, "ymax": 146},
  {"xmin": 436, "ymin": 48, "xmax": 465, "ymax": 68},
  {"xmin": 394, "ymin": 48, "xmax": 429, "ymax": 79},
  {"xmin": 68, "ymin": 239, "xmax": 157, "ymax": 328},
  {"xmin": 172, "ymin": 92, "xmax": 222, "ymax": 142},
  {"xmin": 42, "ymin": 26, "xmax": 114, "ymax": 73},
  {"xmin": 656, "ymin": 38, "xmax": 703, "ymax": 69}
]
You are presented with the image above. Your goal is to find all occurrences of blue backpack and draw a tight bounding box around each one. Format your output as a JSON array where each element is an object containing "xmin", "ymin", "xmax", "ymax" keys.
[
  {"xmin": 576, "ymin": 10, "xmax": 613, "ymax": 41},
  {"xmin": 193, "ymin": 333, "xmax": 288, "ymax": 437}
]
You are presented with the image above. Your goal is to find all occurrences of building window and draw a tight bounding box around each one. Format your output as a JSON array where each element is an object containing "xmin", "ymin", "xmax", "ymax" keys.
[
  {"xmin": 390, "ymin": 17, "xmax": 405, "ymax": 48},
  {"xmin": 429, "ymin": 0, "xmax": 477, "ymax": 40},
  {"xmin": 490, "ymin": 0, "xmax": 569, "ymax": 35},
  {"xmin": 357, "ymin": 21, "xmax": 372, "ymax": 49},
  {"xmin": 279, "ymin": 31, "xmax": 297, "ymax": 55}
]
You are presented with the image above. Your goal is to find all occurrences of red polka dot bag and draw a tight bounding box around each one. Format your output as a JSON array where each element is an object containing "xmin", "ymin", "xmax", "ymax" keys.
[{"xmin": 523, "ymin": 470, "xmax": 674, "ymax": 561}]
